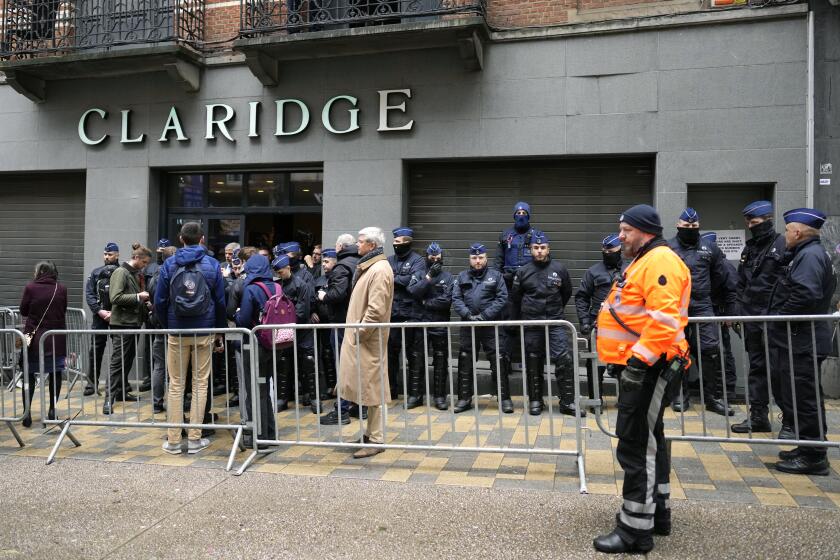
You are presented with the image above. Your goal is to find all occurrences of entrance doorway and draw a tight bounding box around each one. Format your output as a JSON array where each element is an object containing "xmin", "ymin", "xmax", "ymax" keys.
[{"xmin": 165, "ymin": 170, "xmax": 323, "ymax": 259}]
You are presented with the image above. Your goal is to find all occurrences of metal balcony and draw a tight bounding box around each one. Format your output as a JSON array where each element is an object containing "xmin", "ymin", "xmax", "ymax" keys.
[
  {"xmin": 0, "ymin": 0, "xmax": 204, "ymax": 58},
  {"xmin": 240, "ymin": 0, "xmax": 485, "ymax": 36},
  {"xmin": 235, "ymin": 0, "xmax": 487, "ymax": 86},
  {"xmin": 0, "ymin": 0, "xmax": 205, "ymax": 102}
]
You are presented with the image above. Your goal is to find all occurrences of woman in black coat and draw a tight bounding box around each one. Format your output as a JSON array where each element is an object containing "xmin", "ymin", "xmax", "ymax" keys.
[{"xmin": 19, "ymin": 260, "xmax": 68, "ymax": 426}]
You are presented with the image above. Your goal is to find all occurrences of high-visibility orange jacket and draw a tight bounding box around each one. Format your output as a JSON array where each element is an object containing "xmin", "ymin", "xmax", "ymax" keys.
[{"xmin": 597, "ymin": 241, "xmax": 691, "ymax": 366}]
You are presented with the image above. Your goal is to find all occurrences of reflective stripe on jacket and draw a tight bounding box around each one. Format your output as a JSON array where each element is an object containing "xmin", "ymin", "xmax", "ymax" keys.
[{"xmin": 596, "ymin": 243, "xmax": 691, "ymax": 366}]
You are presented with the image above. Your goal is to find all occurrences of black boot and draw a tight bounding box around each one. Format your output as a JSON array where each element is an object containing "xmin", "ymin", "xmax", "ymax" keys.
[
  {"xmin": 320, "ymin": 341, "xmax": 338, "ymax": 400},
  {"xmin": 703, "ymin": 352, "xmax": 733, "ymax": 416},
  {"xmin": 557, "ymin": 353, "xmax": 584, "ymax": 417},
  {"xmin": 775, "ymin": 454, "xmax": 830, "ymax": 476},
  {"xmin": 671, "ymin": 376, "xmax": 690, "ymax": 412},
  {"xmin": 406, "ymin": 352, "xmax": 425, "ymax": 410},
  {"xmin": 432, "ymin": 350, "xmax": 448, "ymax": 411},
  {"xmin": 453, "ymin": 352, "xmax": 473, "ymax": 414},
  {"xmin": 302, "ymin": 355, "xmax": 324, "ymax": 414},
  {"xmin": 496, "ymin": 356, "xmax": 514, "ymax": 414},
  {"xmin": 526, "ymin": 353, "xmax": 544, "ymax": 416},
  {"xmin": 732, "ymin": 406, "xmax": 771, "ymax": 433},
  {"xmin": 275, "ymin": 355, "xmax": 290, "ymax": 412}
]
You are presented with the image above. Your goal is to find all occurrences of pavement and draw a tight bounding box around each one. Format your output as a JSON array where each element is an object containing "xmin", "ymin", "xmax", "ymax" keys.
[{"xmin": 0, "ymin": 454, "xmax": 838, "ymax": 560}]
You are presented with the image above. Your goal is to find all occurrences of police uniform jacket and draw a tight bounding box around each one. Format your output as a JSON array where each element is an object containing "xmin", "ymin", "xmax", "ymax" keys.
[
  {"xmin": 668, "ymin": 237, "xmax": 735, "ymax": 314},
  {"xmin": 280, "ymin": 272, "xmax": 313, "ymax": 325},
  {"xmin": 736, "ymin": 231, "xmax": 787, "ymax": 315},
  {"xmin": 388, "ymin": 251, "xmax": 425, "ymax": 320},
  {"xmin": 510, "ymin": 257, "xmax": 572, "ymax": 321},
  {"xmin": 574, "ymin": 261, "xmax": 624, "ymax": 328},
  {"xmin": 495, "ymin": 226, "xmax": 542, "ymax": 286},
  {"xmin": 768, "ymin": 237, "xmax": 837, "ymax": 355},
  {"xmin": 407, "ymin": 264, "xmax": 454, "ymax": 323},
  {"xmin": 85, "ymin": 263, "xmax": 118, "ymax": 327},
  {"xmin": 452, "ymin": 267, "xmax": 508, "ymax": 321},
  {"xmin": 712, "ymin": 258, "xmax": 738, "ymax": 316},
  {"xmin": 314, "ymin": 273, "xmax": 331, "ymax": 322},
  {"xmin": 322, "ymin": 248, "xmax": 359, "ymax": 324}
]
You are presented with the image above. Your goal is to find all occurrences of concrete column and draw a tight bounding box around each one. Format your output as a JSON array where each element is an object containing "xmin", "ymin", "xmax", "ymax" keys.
[{"xmin": 322, "ymin": 159, "xmax": 403, "ymax": 248}]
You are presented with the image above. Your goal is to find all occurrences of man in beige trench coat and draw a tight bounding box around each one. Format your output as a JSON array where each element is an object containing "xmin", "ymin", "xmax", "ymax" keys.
[{"xmin": 337, "ymin": 227, "xmax": 394, "ymax": 458}]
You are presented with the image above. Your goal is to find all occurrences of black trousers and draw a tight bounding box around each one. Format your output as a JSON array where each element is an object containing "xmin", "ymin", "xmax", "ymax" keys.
[
  {"xmin": 614, "ymin": 358, "xmax": 676, "ymax": 542},
  {"xmin": 458, "ymin": 325, "xmax": 505, "ymax": 359},
  {"xmin": 87, "ymin": 327, "xmax": 109, "ymax": 386},
  {"xmin": 743, "ymin": 322, "xmax": 780, "ymax": 411},
  {"xmin": 106, "ymin": 326, "xmax": 138, "ymax": 401},
  {"xmin": 774, "ymin": 345, "xmax": 827, "ymax": 458},
  {"xmin": 522, "ymin": 325, "xmax": 570, "ymax": 361},
  {"xmin": 387, "ymin": 316, "xmax": 421, "ymax": 394}
]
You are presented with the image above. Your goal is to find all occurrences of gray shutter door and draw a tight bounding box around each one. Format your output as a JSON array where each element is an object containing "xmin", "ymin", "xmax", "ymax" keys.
[
  {"xmin": 0, "ymin": 174, "xmax": 86, "ymax": 308},
  {"xmin": 408, "ymin": 157, "xmax": 653, "ymax": 318}
]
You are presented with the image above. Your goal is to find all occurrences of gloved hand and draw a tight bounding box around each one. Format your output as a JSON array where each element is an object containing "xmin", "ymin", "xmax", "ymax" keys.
[
  {"xmin": 428, "ymin": 262, "xmax": 443, "ymax": 277},
  {"xmin": 470, "ymin": 314, "xmax": 483, "ymax": 322},
  {"xmin": 620, "ymin": 357, "xmax": 648, "ymax": 392},
  {"xmin": 580, "ymin": 322, "xmax": 592, "ymax": 337}
]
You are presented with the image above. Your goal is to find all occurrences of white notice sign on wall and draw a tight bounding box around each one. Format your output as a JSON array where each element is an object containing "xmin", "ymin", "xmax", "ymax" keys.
[{"xmin": 710, "ymin": 229, "xmax": 746, "ymax": 261}]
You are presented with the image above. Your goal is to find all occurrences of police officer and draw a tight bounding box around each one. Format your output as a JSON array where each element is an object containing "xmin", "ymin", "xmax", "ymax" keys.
[
  {"xmin": 575, "ymin": 234, "xmax": 625, "ymax": 407},
  {"xmin": 452, "ymin": 244, "xmax": 510, "ymax": 414},
  {"xmin": 511, "ymin": 233, "xmax": 581, "ymax": 417},
  {"xmin": 272, "ymin": 255, "xmax": 321, "ymax": 414},
  {"xmin": 407, "ymin": 242, "xmax": 455, "ymax": 410},
  {"xmin": 83, "ymin": 242, "xmax": 120, "ymax": 396},
  {"xmin": 276, "ymin": 242, "xmax": 314, "ymax": 287},
  {"xmin": 702, "ymin": 231, "xmax": 738, "ymax": 403},
  {"xmin": 593, "ymin": 204, "xmax": 691, "ymax": 554},
  {"xmin": 387, "ymin": 227, "xmax": 426, "ymax": 400},
  {"xmin": 313, "ymin": 249, "xmax": 338, "ymax": 401},
  {"xmin": 668, "ymin": 208, "xmax": 736, "ymax": 416},
  {"xmin": 496, "ymin": 202, "xmax": 543, "ymax": 357},
  {"xmin": 768, "ymin": 208, "xmax": 836, "ymax": 475},
  {"xmin": 731, "ymin": 201, "xmax": 788, "ymax": 434}
]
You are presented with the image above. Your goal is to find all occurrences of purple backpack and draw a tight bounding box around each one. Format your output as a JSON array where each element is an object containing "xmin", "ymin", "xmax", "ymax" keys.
[{"xmin": 254, "ymin": 282, "xmax": 296, "ymax": 350}]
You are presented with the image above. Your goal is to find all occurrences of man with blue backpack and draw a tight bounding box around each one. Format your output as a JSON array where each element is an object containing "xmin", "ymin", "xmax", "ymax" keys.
[{"xmin": 154, "ymin": 222, "xmax": 227, "ymax": 456}]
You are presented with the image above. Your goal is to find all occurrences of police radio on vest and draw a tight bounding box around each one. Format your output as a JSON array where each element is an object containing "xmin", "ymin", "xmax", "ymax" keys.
[{"xmin": 77, "ymin": 89, "xmax": 414, "ymax": 146}]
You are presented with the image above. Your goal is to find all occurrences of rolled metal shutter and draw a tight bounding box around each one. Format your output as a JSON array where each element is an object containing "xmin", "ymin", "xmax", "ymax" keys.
[
  {"xmin": 408, "ymin": 157, "xmax": 654, "ymax": 320},
  {"xmin": 0, "ymin": 174, "xmax": 86, "ymax": 308}
]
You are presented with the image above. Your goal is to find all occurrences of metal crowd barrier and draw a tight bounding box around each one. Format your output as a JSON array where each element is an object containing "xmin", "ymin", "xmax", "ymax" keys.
[
  {"xmin": 0, "ymin": 307, "xmax": 24, "ymax": 392},
  {"xmin": 237, "ymin": 320, "xmax": 589, "ymax": 493},
  {"xmin": 589, "ymin": 314, "xmax": 840, "ymax": 453},
  {"xmin": 61, "ymin": 308, "xmax": 89, "ymax": 396},
  {"xmin": 38, "ymin": 327, "xmax": 253, "ymax": 471},
  {"xmin": 0, "ymin": 328, "xmax": 28, "ymax": 447}
]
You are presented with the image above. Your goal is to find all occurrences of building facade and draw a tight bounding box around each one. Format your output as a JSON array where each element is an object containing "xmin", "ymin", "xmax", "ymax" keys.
[{"xmin": 0, "ymin": 0, "xmax": 834, "ymax": 308}]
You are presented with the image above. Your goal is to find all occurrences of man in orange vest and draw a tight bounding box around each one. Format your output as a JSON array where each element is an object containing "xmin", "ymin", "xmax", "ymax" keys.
[{"xmin": 593, "ymin": 204, "xmax": 691, "ymax": 554}]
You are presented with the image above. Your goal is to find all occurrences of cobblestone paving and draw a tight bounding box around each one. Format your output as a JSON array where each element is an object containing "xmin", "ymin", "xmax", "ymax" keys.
[{"xmin": 2, "ymin": 383, "xmax": 839, "ymax": 510}]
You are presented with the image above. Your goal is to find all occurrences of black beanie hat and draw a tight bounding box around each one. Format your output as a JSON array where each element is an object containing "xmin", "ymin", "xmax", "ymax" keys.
[{"xmin": 619, "ymin": 204, "xmax": 663, "ymax": 235}]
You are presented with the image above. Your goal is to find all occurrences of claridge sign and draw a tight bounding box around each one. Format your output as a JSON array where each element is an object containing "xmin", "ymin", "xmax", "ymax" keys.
[{"xmin": 78, "ymin": 89, "xmax": 414, "ymax": 145}]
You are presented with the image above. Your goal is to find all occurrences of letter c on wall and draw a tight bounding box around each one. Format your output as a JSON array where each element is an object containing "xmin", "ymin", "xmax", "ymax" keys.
[{"xmin": 79, "ymin": 108, "xmax": 108, "ymax": 145}]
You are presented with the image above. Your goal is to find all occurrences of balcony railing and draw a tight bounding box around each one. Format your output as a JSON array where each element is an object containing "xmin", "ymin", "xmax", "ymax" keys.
[
  {"xmin": 0, "ymin": 0, "xmax": 205, "ymax": 59},
  {"xmin": 240, "ymin": 0, "xmax": 486, "ymax": 36}
]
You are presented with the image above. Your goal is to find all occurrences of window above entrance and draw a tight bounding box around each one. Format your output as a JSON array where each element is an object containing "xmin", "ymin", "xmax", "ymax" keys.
[{"xmin": 167, "ymin": 170, "xmax": 323, "ymax": 211}]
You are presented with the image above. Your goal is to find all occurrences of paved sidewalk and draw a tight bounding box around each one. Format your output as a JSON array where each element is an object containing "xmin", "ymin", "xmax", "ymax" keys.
[{"xmin": 0, "ymin": 455, "xmax": 838, "ymax": 560}]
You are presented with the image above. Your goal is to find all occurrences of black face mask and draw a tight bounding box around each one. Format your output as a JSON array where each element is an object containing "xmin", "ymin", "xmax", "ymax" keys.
[
  {"xmin": 602, "ymin": 251, "xmax": 622, "ymax": 268},
  {"xmin": 157, "ymin": 254, "xmax": 164, "ymax": 265},
  {"xmin": 749, "ymin": 219, "xmax": 775, "ymax": 240},
  {"xmin": 677, "ymin": 227, "xmax": 700, "ymax": 245},
  {"xmin": 426, "ymin": 258, "xmax": 443, "ymax": 268},
  {"xmin": 393, "ymin": 243, "xmax": 412, "ymax": 257}
]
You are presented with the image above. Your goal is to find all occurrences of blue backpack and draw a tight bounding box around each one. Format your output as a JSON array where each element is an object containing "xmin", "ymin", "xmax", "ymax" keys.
[{"xmin": 170, "ymin": 262, "xmax": 211, "ymax": 318}]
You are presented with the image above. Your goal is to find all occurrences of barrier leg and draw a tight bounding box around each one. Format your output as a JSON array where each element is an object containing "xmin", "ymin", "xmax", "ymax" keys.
[
  {"xmin": 577, "ymin": 453, "xmax": 588, "ymax": 494},
  {"xmin": 46, "ymin": 421, "xmax": 80, "ymax": 465},
  {"xmin": 226, "ymin": 425, "xmax": 243, "ymax": 472},
  {"xmin": 6, "ymin": 421, "xmax": 24, "ymax": 448}
]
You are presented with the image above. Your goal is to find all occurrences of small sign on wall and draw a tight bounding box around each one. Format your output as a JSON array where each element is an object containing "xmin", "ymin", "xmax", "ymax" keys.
[
  {"xmin": 709, "ymin": 229, "xmax": 746, "ymax": 260},
  {"xmin": 820, "ymin": 178, "xmax": 831, "ymax": 186}
]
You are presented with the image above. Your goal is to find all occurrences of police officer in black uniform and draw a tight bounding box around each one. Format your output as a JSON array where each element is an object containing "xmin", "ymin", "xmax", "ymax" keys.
[
  {"xmin": 313, "ymin": 249, "xmax": 338, "ymax": 400},
  {"xmin": 452, "ymin": 243, "xmax": 511, "ymax": 413},
  {"xmin": 83, "ymin": 242, "xmax": 120, "ymax": 396},
  {"xmin": 496, "ymin": 202, "xmax": 543, "ymax": 358},
  {"xmin": 668, "ymin": 208, "xmax": 736, "ymax": 416},
  {"xmin": 575, "ymin": 234, "xmax": 625, "ymax": 407},
  {"xmin": 387, "ymin": 227, "xmax": 426, "ymax": 401},
  {"xmin": 272, "ymin": 254, "xmax": 321, "ymax": 414},
  {"xmin": 768, "ymin": 208, "xmax": 836, "ymax": 475},
  {"xmin": 407, "ymin": 242, "xmax": 455, "ymax": 410},
  {"xmin": 702, "ymin": 231, "xmax": 739, "ymax": 404},
  {"xmin": 731, "ymin": 201, "xmax": 788, "ymax": 434},
  {"xmin": 511, "ymin": 233, "xmax": 581, "ymax": 416}
]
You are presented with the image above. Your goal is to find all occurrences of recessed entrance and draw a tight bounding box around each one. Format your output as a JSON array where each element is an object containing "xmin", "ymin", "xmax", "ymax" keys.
[{"xmin": 164, "ymin": 170, "xmax": 323, "ymax": 258}]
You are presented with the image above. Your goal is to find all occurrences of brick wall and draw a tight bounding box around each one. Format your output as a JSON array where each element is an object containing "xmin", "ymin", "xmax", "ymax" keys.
[{"xmin": 486, "ymin": 0, "xmax": 705, "ymax": 29}]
